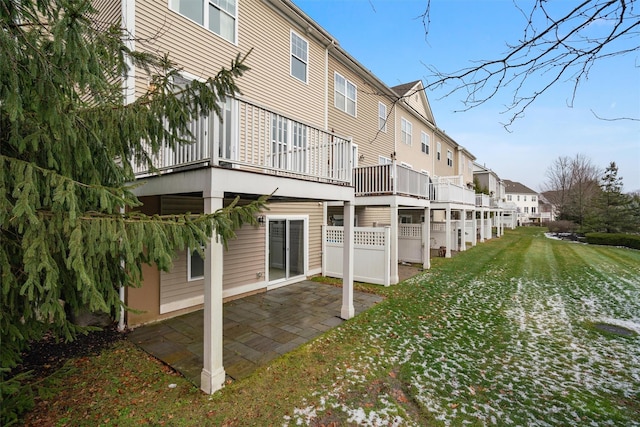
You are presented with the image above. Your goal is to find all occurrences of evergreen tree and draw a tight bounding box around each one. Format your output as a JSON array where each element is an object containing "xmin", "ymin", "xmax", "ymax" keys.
[
  {"xmin": 1, "ymin": 1, "xmax": 264, "ymax": 420},
  {"xmin": 594, "ymin": 162, "xmax": 631, "ymax": 233}
]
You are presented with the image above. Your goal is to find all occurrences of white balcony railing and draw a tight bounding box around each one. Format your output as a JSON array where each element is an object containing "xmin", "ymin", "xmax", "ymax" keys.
[
  {"xmin": 431, "ymin": 176, "xmax": 475, "ymax": 205},
  {"xmin": 132, "ymin": 97, "xmax": 353, "ymax": 185},
  {"xmin": 475, "ymin": 194, "xmax": 491, "ymax": 207},
  {"xmin": 353, "ymin": 164, "xmax": 431, "ymax": 199}
]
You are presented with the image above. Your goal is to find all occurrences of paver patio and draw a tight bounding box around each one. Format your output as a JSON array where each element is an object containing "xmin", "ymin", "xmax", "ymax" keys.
[{"xmin": 128, "ymin": 281, "xmax": 384, "ymax": 386}]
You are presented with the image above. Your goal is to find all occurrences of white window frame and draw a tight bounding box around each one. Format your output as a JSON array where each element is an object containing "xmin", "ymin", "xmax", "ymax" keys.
[
  {"xmin": 401, "ymin": 118, "xmax": 412, "ymax": 145},
  {"xmin": 187, "ymin": 247, "xmax": 205, "ymax": 281},
  {"xmin": 168, "ymin": 0, "xmax": 237, "ymax": 44},
  {"xmin": 399, "ymin": 214, "xmax": 413, "ymax": 224},
  {"xmin": 379, "ymin": 155, "xmax": 392, "ymax": 165},
  {"xmin": 421, "ymin": 131, "xmax": 429, "ymax": 155},
  {"xmin": 290, "ymin": 30, "xmax": 308, "ymax": 83},
  {"xmin": 447, "ymin": 150, "xmax": 453, "ymax": 167},
  {"xmin": 437, "ymin": 141, "xmax": 442, "ymax": 161},
  {"xmin": 334, "ymin": 72, "xmax": 357, "ymax": 116},
  {"xmin": 378, "ymin": 102, "xmax": 387, "ymax": 132},
  {"xmin": 532, "ymin": 195, "xmax": 537, "ymax": 202}
]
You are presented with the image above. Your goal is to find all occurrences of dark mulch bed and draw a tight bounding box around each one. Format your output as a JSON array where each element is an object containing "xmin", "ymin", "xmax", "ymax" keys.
[{"xmin": 9, "ymin": 324, "xmax": 127, "ymax": 380}]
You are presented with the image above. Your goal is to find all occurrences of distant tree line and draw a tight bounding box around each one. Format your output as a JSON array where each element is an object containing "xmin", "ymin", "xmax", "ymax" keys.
[{"xmin": 543, "ymin": 154, "xmax": 640, "ymax": 234}]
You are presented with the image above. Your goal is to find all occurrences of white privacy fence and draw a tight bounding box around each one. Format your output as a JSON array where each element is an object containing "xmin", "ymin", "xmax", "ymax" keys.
[
  {"xmin": 398, "ymin": 224, "xmax": 423, "ymax": 263},
  {"xmin": 323, "ymin": 226, "xmax": 390, "ymax": 286}
]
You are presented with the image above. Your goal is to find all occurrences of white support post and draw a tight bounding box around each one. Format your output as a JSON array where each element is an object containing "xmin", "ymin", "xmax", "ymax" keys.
[
  {"xmin": 422, "ymin": 207, "xmax": 430, "ymax": 270},
  {"xmin": 479, "ymin": 209, "xmax": 486, "ymax": 243},
  {"xmin": 341, "ymin": 201, "xmax": 355, "ymax": 319},
  {"xmin": 445, "ymin": 206, "xmax": 452, "ymax": 258},
  {"xmin": 460, "ymin": 209, "xmax": 467, "ymax": 251},
  {"xmin": 471, "ymin": 210, "xmax": 477, "ymax": 246},
  {"xmin": 201, "ymin": 196, "xmax": 226, "ymax": 394},
  {"xmin": 390, "ymin": 204, "xmax": 399, "ymax": 284}
]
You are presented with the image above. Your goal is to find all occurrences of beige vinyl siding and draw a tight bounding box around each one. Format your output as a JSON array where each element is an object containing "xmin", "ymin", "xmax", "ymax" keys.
[
  {"xmin": 223, "ymin": 223, "xmax": 265, "ymax": 292},
  {"xmin": 394, "ymin": 105, "xmax": 435, "ymax": 174},
  {"xmin": 267, "ymin": 201, "xmax": 323, "ymax": 272},
  {"xmin": 159, "ymin": 196, "xmax": 204, "ymax": 313},
  {"xmin": 327, "ymin": 56, "xmax": 395, "ymax": 168},
  {"xmin": 91, "ymin": 0, "xmax": 121, "ymax": 27},
  {"xmin": 135, "ymin": 0, "xmax": 325, "ymax": 127},
  {"xmin": 358, "ymin": 207, "xmax": 391, "ymax": 227}
]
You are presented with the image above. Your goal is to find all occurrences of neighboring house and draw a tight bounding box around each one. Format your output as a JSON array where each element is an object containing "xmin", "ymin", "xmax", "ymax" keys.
[
  {"xmin": 96, "ymin": 0, "xmax": 507, "ymax": 395},
  {"xmin": 473, "ymin": 163, "xmax": 516, "ymax": 230},
  {"xmin": 538, "ymin": 193, "xmax": 556, "ymax": 222},
  {"xmin": 503, "ymin": 180, "xmax": 540, "ymax": 225}
]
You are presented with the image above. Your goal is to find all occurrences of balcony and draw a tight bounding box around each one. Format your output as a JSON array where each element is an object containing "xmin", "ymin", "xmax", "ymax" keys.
[
  {"xmin": 431, "ymin": 176, "xmax": 475, "ymax": 205},
  {"xmin": 132, "ymin": 97, "xmax": 353, "ymax": 185},
  {"xmin": 475, "ymin": 193, "xmax": 491, "ymax": 207},
  {"xmin": 353, "ymin": 164, "xmax": 431, "ymax": 199}
]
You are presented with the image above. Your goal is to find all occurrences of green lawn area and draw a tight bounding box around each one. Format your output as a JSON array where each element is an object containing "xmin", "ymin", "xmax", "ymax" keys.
[{"xmin": 22, "ymin": 228, "xmax": 640, "ymax": 426}]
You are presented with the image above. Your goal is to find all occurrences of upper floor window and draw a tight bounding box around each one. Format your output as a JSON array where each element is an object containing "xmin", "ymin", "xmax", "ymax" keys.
[
  {"xmin": 437, "ymin": 141, "xmax": 442, "ymax": 161},
  {"xmin": 334, "ymin": 72, "xmax": 356, "ymax": 116},
  {"xmin": 517, "ymin": 195, "xmax": 520, "ymax": 201},
  {"xmin": 524, "ymin": 206, "xmax": 529, "ymax": 213},
  {"xmin": 169, "ymin": 0, "xmax": 237, "ymax": 43},
  {"xmin": 290, "ymin": 31, "xmax": 308, "ymax": 83},
  {"xmin": 378, "ymin": 102, "xmax": 387, "ymax": 132},
  {"xmin": 447, "ymin": 150, "xmax": 453, "ymax": 167},
  {"xmin": 532, "ymin": 207, "xmax": 537, "ymax": 213},
  {"xmin": 421, "ymin": 132, "xmax": 429, "ymax": 154},
  {"xmin": 532, "ymin": 195, "xmax": 537, "ymax": 202},
  {"xmin": 401, "ymin": 118, "xmax": 412, "ymax": 145},
  {"xmin": 379, "ymin": 155, "xmax": 392, "ymax": 165},
  {"xmin": 507, "ymin": 195, "xmax": 512, "ymax": 201},
  {"xmin": 524, "ymin": 195, "xmax": 527, "ymax": 201}
]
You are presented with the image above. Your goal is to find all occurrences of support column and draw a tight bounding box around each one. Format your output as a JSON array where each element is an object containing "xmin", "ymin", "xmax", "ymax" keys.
[
  {"xmin": 445, "ymin": 206, "xmax": 452, "ymax": 258},
  {"xmin": 201, "ymin": 195, "xmax": 226, "ymax": 394},
  {"xmin": 471, "ymin": 210, "xmax": 477, "ymax": 246},
  {"xmin": 390, "ymin": 204, "xmax": 399, "ymax": 284},
  {"xmin": 423, "ymin": 207, "xmax": 431, "ymax": 269},
  {"xmin": 498, "ymin": 211, "xmax": 503, "ymax": 237},
  {"xmin": 460, "ymin": 209, "xmax": 467, "ymax": 251},
  {"xmin": 341, "ymin": 201, "xmax": 355, "ymax": 319},
  {"xmin": 479, "ymin": 209, "xmax": 486, "ymax": 243}
]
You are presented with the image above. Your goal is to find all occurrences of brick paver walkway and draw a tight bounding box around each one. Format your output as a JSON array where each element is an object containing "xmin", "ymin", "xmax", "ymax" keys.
[{"xmin": 128, "ymin": 281, "xmax": 384, "ymax": 386}]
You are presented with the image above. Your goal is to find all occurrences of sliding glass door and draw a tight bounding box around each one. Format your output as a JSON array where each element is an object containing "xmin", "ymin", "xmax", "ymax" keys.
[{"xmin": 268, "ymin": 218, "xmax": 305, "ymax": 284}]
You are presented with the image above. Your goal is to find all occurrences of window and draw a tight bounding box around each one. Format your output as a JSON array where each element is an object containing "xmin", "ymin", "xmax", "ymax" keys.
[
  {"xmin": 532, "ymin": 195, "xmax": 537, "ymax": 202},
  {"xmin": 507, "ymin": 195, "xmax": 512, "ymax": 201},
  {"xmin": 437, "ymin": 142, "xmax": 442, "ymax": 161},
  {"xmin": 334, "ymin": 72, "xmax": 356, "ymax": 116},
  {"xmin": 517, "ymin": 195, "xmax": 520, "ymax": 201},
  {"xmin": 378, "ymin": 102, "xmax": 387, "ymax": 132},
  {"xmin": 379, "ymin": 155, "xmax": 392, "ymax": 165},
  {"xmin": 447, "ymin": 150, "xmax": 453, "ymax": 167},
  {"xmin": 524, "ymin": 207, "xmax": 529, "ymax": 213},
  {"xmin": 421, "ymin": 132, "xmax": 429, "ymax": 154},
  {"xmin": 169, "ymin": 0, "xmax": 237, "ymax": 43},
  {"xmin": 401, "ymin": 118, "xmax": 412, "ymax": 145},
  {"xmin": 524, "ymin": 195, "xmax": 527, "ymax": 201},
  {"xmin": 532, "ymin": 207, "xmax": 537, "ymax": 213},
  {"xmin": 399, "ymin": 215, "xmax": 413, "ymax": 224},
  {"xmin": 188, "ymin": 247, "xmax": 205, "ymax": 281},
  {"xmin": 290, "ymin": 31, "xmax": 308, "ymax": 83}
]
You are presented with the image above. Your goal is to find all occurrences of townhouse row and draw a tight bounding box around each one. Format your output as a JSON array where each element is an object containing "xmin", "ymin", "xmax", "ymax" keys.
[{"xmin": 98, "ymin": 0, "xmax": 513, "ymax": 393}]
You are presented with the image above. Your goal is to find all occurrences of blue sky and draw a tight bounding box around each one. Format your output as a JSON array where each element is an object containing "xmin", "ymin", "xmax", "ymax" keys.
[{"xmin": 293, "ymin": 0, "xmax": 640, "ymax": 192}]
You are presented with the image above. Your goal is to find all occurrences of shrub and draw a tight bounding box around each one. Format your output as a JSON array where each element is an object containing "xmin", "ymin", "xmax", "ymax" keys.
[
  {"xmin": 547, "ymin": 220, "xmax": 579, "ymax": 233},
  {"xmin": 585, "ymin": 233, "xmax": 640, "ymax": 250}
]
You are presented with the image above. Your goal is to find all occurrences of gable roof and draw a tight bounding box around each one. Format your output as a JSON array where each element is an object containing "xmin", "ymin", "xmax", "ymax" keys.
[
  {"xmin": 503, "ymin": 179, "xmax": 538, "ymax": 194},
  {"xmin": 391, "ymin": 80, "xmax": 436, "ymax": 125}
]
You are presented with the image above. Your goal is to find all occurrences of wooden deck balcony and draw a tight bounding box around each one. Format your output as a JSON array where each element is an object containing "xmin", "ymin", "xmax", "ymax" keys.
[{"xmin": 132, "ymin": 97, "xmax": 353, "ymax": 185}]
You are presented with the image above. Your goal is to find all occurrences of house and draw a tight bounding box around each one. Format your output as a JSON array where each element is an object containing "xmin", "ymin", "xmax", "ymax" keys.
[
  {"xmin": 473, "ymin": 163, "xmax": 516, "ymax": 230},
  {"xmin": 503, "ymin": 180, "xmax": 540, "ymax": 225},
  {"xmin": 97, "ymin": 0, "xmax": 505, "ymax": 395}
]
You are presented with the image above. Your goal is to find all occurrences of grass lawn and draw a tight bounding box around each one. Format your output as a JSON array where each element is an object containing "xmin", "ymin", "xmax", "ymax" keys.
[{"xmin": 22, "ymin": 228, "xmax": 640, "ymax": 426}]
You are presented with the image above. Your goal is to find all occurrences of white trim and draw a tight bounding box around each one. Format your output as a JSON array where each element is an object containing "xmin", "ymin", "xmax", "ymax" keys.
[
  {"xmin": 222, "ymin": 281, "xmax": 267, "ymax": 299},
  {"xmin": 187, "ymin": 247, "xmax": 205, "ymax": 281},
  {"xmin": 122, "ymin": 0, "xmax": 135, "ymax": 105},
  {"xmin": 160, "ymin": 294, "xmax": 203, "ymax": 314},
  {"xmin": 378, "ymin": 102, "xmax": 387, "ymax": 132}
]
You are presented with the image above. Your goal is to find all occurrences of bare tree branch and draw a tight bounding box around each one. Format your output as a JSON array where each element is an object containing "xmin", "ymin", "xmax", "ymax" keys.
[{"xmin": 420, "ymin": 0, "xmax": 639, "ymax": 128}]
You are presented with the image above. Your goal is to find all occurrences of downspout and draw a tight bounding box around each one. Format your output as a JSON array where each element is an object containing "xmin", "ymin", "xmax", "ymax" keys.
[{"xmin": 119, "ymin": 0, "xmax": 136, "ymax": 332}]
